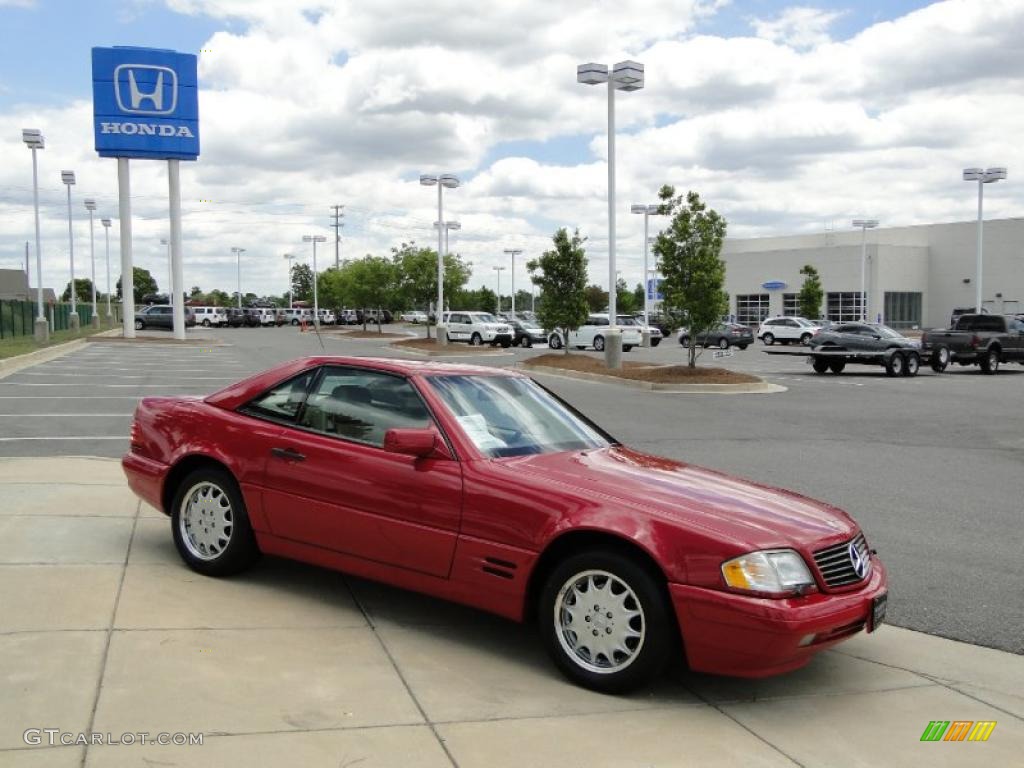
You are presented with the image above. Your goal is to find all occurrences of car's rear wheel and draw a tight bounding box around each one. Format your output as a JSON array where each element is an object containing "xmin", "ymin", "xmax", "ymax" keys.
[
  {"xmin": 800, "ymin": 332, "xmax": 812, "ymax": 345},
  {"xmin": 470, "ymin": 332, "xmax": 483, "ymax": 346},
  {"xmin": 623, "ymin": 345, "xmax": 634, "ymax": 352},
  {"xmin": 762, "ymin": 333, "xmax": 775, "ymax": 345},
  {"xmin": 717, "ymin": 338, "xmax": 729, "ymax": 350},
  {"xmin": 737, "ymin": 344, "xmax": 748, "ymax": 350},
  {"xmin": 171, "ymin": 468, "xmax": 260, "ymax": 577},
  {"xmin": 549, "ymin": 334, "xmax": 563, "ymax": 349},
  {"xmin": 593, "ymin": 335, "xmax": 605, "ymax": 352},
  {"xmin": 930, "ymin": 346, "xmax": 949, "ymax": 372},
  {"xmin": 202, "ymin": 319, "xmax": 211, "ymax": 327},
  {"xmin": 521, "ymin": 336, "xmax": 533, "ymax": 348},
  {"xmin": 539, "ymin": 551, "xmax": 673, "ymax": 693},
  {"xmin": 134, "ymin": 319, "xmax": 144, "ymax": 330},
  {"xmin": 979, "ymin": 348, "xmax": 1000, "ymax": 374},
  {"xmin": 650, "ymin": 338, "xmax": 661, "ymax": 347},
  {"xmin": 679, "ymin": 335, "xmax": 689, "ymax": 347}
]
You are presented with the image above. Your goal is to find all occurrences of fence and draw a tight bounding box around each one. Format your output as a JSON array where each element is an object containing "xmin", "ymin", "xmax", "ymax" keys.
[{"xmin": 0, "ymin": 300, "xmax": 121, "ymax": 340}]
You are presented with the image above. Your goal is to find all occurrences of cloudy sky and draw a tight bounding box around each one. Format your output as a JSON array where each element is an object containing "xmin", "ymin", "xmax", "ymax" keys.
[{"xmin": 1, "ymin": 0, "xmax": 1021, "ymax": 299}]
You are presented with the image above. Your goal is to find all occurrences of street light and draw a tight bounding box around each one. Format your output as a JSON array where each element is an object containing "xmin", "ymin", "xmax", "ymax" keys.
[
  {"xmin": 851, "ymin": 219, "xmax": 878, "ymax": 322},
  {"xmin": 578, "ymin": 59, "xmax": 645, "ymax": 368},
  {"xmin": 22, "ymin": 128, "xmax": 47, "ymax": 341},
  {"xmin": 61, "ymin": 170, "xmax": 79, "ymax": 330},
  {"xmin": 963, "ymin": 166, "xmax": 1007, "ymax": 314},
  {"xmin": 302, "ymin": 235, "xmax": 326, "ymax": 323},
  {"xmin": 101, "ymin": 218, "xmax": 112, "ymax": 323},
  {"xmin": 433, "ymin": 220, "xmax": 462, "ymax": 259},
  {"xmin": 421, "ymin": 173, "xmax": 460, "ymax": 344},
  {"xmin": 231, "ymin": 247, "xmax": 246, "ymax": 308},
  {"xmin": 631, "ymin": 203, "xmax": 663, "ymax": 346},
  {"xmin": 283, "ymin": 253, "xmax": 296, "ymax": 308},
  {"xmin": 84, "ymin": 199, "xmax": 98, "ymax": 328},
  {"xmin": 503, "ymin": 249, "xmax": 523, "ymax": 314},
  {"xmin": 160, "ymin": 237, "xmax": 172, "ymax": 301},
  {"xmin": 493, "ymin": 265, "xmax": 506, "ymax": 314}
]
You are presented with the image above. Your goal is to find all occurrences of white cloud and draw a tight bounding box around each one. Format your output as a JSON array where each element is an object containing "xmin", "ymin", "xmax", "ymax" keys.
[{"xmin": 751, "ymin": 6, "xmax": 845, "ymax": 49}]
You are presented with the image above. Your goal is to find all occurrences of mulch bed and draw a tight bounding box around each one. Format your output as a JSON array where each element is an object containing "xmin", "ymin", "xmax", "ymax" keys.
[
  {"xmin": 523, "ymin": 353, "xmax": 762, "ymax": 384},
  {"xmin": 333, "ymin": 329, "xmax": 407, "ymax": 339}
]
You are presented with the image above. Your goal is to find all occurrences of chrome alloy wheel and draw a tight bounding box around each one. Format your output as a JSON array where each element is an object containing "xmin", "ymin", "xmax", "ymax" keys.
[
  {"xmin": 554, "ymin": 569, "xmax": 645, "ymax": 674},
  {"xmin": 179, "ymin": 481, "xmax": 233, "ymax": 561}
]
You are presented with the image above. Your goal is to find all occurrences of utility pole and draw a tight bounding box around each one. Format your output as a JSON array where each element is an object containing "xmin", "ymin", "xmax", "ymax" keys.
[
  {"xmin": 25, "ymin": 241, "xmax": 30, "ymax": 278},
  {"xmin": 330, "ymin": 204, "xmax": 345, "ymax": 269}
]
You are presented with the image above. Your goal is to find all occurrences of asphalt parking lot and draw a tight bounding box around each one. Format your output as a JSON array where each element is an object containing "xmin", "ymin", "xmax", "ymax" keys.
[{"xmin": 1, "ymin": 325, "xmax": 1021, "ymax": 658}]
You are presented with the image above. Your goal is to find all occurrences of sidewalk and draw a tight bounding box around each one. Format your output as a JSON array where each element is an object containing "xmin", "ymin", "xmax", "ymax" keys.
[{"xmin": 1, "ymin": 457, "xmax": 1020, "ymax": 767}]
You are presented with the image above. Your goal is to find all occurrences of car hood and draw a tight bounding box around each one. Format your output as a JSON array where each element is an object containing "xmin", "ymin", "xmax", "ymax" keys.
[{"xmin": 497, "ymin": 446, "xmax": 856, "ymax": 550}]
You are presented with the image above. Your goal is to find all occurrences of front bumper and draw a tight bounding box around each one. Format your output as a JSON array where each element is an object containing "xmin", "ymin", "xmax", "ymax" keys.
[
  {"xmin": 484, "ymin": 331, "xmax": 513, "ymax": 343},
  {"xmin": 670, "ymin": 561, "xmax": 887, "ymax": 677}
]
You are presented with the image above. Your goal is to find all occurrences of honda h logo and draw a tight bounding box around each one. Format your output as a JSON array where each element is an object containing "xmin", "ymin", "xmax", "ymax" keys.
[{"xmin": 113, "ymin": 64, "xmax": 177, "ymax": 115}]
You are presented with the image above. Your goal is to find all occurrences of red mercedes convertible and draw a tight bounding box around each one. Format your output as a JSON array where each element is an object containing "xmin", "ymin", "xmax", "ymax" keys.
[{"xmin": 123, "ymin": 356, "xmax": 887, "ymax": 692}]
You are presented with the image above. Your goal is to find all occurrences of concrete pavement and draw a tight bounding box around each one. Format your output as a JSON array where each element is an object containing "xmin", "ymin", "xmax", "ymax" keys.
[{"xmin": 1, "ymin": 457, "xmax": 1021, "ymax": 767}]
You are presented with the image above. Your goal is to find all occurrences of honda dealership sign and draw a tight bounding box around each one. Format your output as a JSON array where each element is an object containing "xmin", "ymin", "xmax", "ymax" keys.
[{"xmin": 91, "ymin": 46, "xmax": 199, "ymax": 160}]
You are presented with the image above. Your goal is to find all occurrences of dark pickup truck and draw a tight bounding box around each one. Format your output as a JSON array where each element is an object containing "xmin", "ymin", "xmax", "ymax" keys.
[{"xmin": 920, "ymin": 314, "xmax": 1024, "ymax": 374}]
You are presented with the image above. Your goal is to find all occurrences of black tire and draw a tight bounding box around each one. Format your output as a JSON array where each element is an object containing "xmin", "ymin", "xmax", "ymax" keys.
[
  {"xmin": 500, "ymin": 339, "xmax": 512, "ymax": 349},
  {"xmin": 763, "ymin": 333, "xmax": 775, "ymax": 345},
  {"xmin": 930, "ymin": 346, "xmax": 950, "ymax": 372},
  {"xmin": 134, "ymin": 319, "xmax": 144, "ymax": 330},
  {"xmin": 979, "ymin": 348, "xmax": 1000, "ymax": 374},
  {"xmin": 549, "ymin": 334, "xmax": 563, "ymax": 350},
  {"xmin": 623, "ymin": 345, "xmax": 634, "ymax": 352},
  {"xmin": 828, "ymin": 360, "xmax": 846, "ymax": 374},
  {"xmin": 800, "ymin": 332, "xmax": 812, "ymax": 346},
  {"xmin": 885, "ymin": 351, "xmax": 905, "ymax": 377},
  {"xmin": 521, "ymin": 336, "xmax": 533, "ymax": 348},
  {"xmin": 593, "ymin": 335, "xmax": 605, "ymax": 352},
  {"xmin": 738, "ymin": 344, "xmax": 748, "ymax": 351},
  {"xmin": 470, "ymin": 332, "xmax": 483, "ymax": 346},
  {"xmin": 538, "ymin": 550, "xmax": 674, "ymax": 694},
  {"xmin": 650, "ymin": 338, "xmax": 661, "ymax": 347},
  {"xmin": 717, "ymin": 337, "xmax": 729, "ymax": 350},
  {"xmin": 679, "ymin": 335, "xmax": 689, "ymax": 347},
  {"xmin": 291, "ymin": 319, "xmax": 299, "ymax": 326},
  {"xmin": 170, "ymin": 467, "xmax": 260, "ymax": 577},
  {"xmin": 812, "ymin": 357, "xmax": 830, "ymax": 374},
  {"xmin": 903, "ymin": 351, "xmax": 920, "ymax": 377}
]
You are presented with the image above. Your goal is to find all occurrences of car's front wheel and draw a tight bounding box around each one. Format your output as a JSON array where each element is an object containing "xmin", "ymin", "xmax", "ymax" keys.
[
  {"xmin": 171, "ymin": 467, "xmax": 260, "ymax": 577},
  {"xmin": 134, "ymin": 319, "xmax": 144, "ymax": 330},
  {"xmin": 539, "ymin": 551, "xmax": 674, "ymax": 694},
  {"xmin": 800, "ymin": 332, "xmax": 812, "ymax": 345},
  {"xmin": 593, "ymin": 335, "xmax": 605, "ymax": 352},
  {"xmin": 521, "ymin": 336, "xmax": 532, "ymax": 348},
  {"xmin": 549, "ymin": 334, "xmax": 563, "ymax": 349},
  {"xmin": 717, "ymin": 338, "xmax": 729, "ymax": 350},
  {"xmin": 470, "ymin": 332, "xmax": 483, "ymax": 346},
  {"xmin": 762, "ymin": 333, "xmax": 774, "ymax": 345}
]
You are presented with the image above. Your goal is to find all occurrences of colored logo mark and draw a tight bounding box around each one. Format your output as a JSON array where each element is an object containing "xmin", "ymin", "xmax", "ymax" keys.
[{"xmin": 920, "ymin": 721, "xmax": 996, "ymax": 742}]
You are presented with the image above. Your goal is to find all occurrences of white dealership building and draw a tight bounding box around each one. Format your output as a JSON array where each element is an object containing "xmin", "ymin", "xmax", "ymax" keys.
[{"xmin": 719, "ymin": 217, "xmax": 1024, "ymax": 329}]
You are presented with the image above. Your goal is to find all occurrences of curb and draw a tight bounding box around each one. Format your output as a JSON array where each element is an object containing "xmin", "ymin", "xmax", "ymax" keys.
[
  {"xmin": 518, "ymin": 363, "xmax": 787, "ymax": 393},
  {"xmin": 389, "ymin": 341, "xmax": 513, "ymax": 358},
  {"xmin": 0, "ymin": 328, "xmax": 122, "ymax": 380}
]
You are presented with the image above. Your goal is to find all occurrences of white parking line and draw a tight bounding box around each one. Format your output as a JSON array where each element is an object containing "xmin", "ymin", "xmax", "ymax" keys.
[
  {"xmin": 13, "ymin": 372, "xmax": 239, "ymax": 380},
  {"xmin": 0, "ymin": 396, "xmax": 143, "ymax": 399},
  {"xmin": 0, "ymin": 413, "xmax": 130, "ymax": 417},
  {"xmin": 0, "ymin": 383, "xmax": 229, "ymax": 388},
  {"xmin": 0, "ymin": 436, "xmax": 125, "ymax": 441}
]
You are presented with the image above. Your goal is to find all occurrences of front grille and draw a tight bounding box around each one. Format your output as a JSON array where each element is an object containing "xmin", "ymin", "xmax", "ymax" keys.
[{"xmin": 813, "ymin": 533, "xmax": 870, "ymax": 588}]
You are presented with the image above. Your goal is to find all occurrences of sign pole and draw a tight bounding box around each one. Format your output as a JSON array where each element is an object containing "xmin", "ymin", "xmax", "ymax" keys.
[
  {"xmin": 118, "ymin": 157, "xmax": 136, "ymax": 338},
  {"xmin": 168, "ymin": 159, "xmax": 185, "ymax": 340}
]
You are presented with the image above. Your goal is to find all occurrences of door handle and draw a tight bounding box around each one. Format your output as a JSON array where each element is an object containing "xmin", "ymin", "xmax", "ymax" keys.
[{"xmin": 271, "ymin": 447, "xmax": 306, "ymax": 462}]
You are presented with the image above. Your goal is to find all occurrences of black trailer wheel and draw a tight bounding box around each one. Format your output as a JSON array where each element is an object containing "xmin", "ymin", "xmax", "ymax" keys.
[
  {"xmin": 930, "ymin": 346, "xmax": 949, "ymax": 372},
  {"xmin": 812, "ymin": 357, "xmax": 830, "ymax": 374},
  {"xmin": 885, "ymin": 352, "xmax": 905, "ymax": 377},
  {"xmin": 828, "ymin": 360, "xmax": 846, "ymax": 374},
  {"xmin": 903, "ymin": 352, "xmax": 920, "ymax": 377}
]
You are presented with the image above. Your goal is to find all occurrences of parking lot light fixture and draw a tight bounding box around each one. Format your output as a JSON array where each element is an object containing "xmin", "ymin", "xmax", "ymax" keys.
[
  {"xmin": 160, "ymin": 238, "xmax": 172, "ymax": 301},
  {"xmin": 962, "ymin": 167, "xmax": 1007, "ymax": 314},
  {"xmin": 231, "ymin": 247, "xmax": 246, "ymax": 308},
  {"xmin": 503, "ymin": 249, "xmax": 523, "ymax": 313},
  {"xmin": 283, "ymin": 253, "xmax": 296, "ymax": 308},
  {"xmin": 61, "ymin": 170, "xmax": 80, "ymax": 329},
  {"xmin": 493, "ymin": 265, "xmax": 506, "ymax": 314},
  {"xmin": 84, "ymin": 199, "xmax": 98, "ymax": 327},
  {"xmin": 302, "ymin": 235, "xmax": 327, "ymax": 323},
  {"xmin": 22, "ymin": 129, "xmax": 47, "ymax": 340},
  {"xmin": 101, "ymin": 218, "xmax": 112, "ymax": 322},
  {"xmin": 851, "ymin": 219, "xmax": 879, "ymax": 321},
  {"xmin": 631, "ymin": 203, "xmax": 663, "ymax": 344},
  {"xmin": 421, "ymin": 173, "xmax": 460, "ymax": 344},
  {"xmin": 578, "ymin": 59, "xmax": 645, "ymax": 368},
  {"xmin": 434, "ymin": 220, "xmax": 462, "ymax": 260}
]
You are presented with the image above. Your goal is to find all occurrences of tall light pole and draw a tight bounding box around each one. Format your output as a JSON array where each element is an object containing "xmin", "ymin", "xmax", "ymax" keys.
[
  {"xmin": 302, "ymin": 235, "xmax": 326, "ymax": 324},
  {"xmin": 631, "ymin": 203, "xmax": 663, "ymax": 346},
  {"xmin": 963, "ymin": 167, "xmax": 1007, "ymax": 314},
  {"xmin": 851, "ymin": 219, "xmax": 878, "ymax": 322},
  {"xmin": 493, "ymin": 265, "xmax": 506, "ymax": 314},
  {"xmin": 231, "ymin": 247, "xmax": 246, "ymax": 308},
  {"xmin": 434, "ymin": 220, "xmax": 462, "ymax": 258},
  {"xmin": 22, "ymin": 129, "xmax": 47, "ymax": 341},
  {"xmin": 421, "ymin": 173, "xmax": 460, "ymax": 345},
  {"xmin": 283, "ymin": 253, "xmax": 296, "ymax": 308},
  {"xmin": 101, "ymin": 218, "xmax": 112, "ymax": 324},
  {"xmin": 578, "ymin": 60, "xmax": 644, "ymax": 369},
  {"xmin": 61, "ymin": 170, "xmax": 80, "ymax": 330},
  {"xmin": 84, "ymin": 199, "xmax": 98, "ymax": 328},
  {"xmin": 503, "ymin": 248, "xmax": 522, "ymax": 315},
  {"xmin": 160, "ymin": 238, "xmax": 172, "ymax": 301}
]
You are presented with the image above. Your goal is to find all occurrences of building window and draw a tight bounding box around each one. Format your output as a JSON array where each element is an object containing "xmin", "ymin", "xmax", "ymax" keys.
[
  {"xmin": 736, "ymin": 294, "xmax": 770, "ymax": 326},
  {"xmin": 826, "ymin": 292, "xmax": 865, "ymax": 323},
  {"xmin": 782, "ymin": 293, "xmax": 799, "ymax": 316},
  {"xmin": 884, "ymin": 292, "xmax": 922, "ymax": 329}
]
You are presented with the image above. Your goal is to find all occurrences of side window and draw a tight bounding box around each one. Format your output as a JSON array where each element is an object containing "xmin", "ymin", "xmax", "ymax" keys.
[
  {"xmin": 243, "ymin": 369, "xmax": 317, "ymax": 423},
  {"xmin": 298, "ymin": 368, "xmax": 432, "ymax": 447}
]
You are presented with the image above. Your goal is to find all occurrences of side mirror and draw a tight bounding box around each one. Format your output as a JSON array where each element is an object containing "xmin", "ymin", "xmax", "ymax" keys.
[
  {"xmin": 872, "ymin": 334, "xmax": 881, "ymax": 339},
  {"xmin": 383, "ymin": 428, "xmax": 437, "ymax": 458}
]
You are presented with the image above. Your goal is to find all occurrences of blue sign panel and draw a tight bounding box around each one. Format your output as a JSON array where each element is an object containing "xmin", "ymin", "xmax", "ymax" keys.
[
  {"xmin": 762, "ymin": 280, "xmax": 787, "ymax": 290},
  {"xmin": 92, "ymin": 46, "xmax": 199, "ymax": 160},
  {"xmin": 646, "ymin": 278, "xmax": 663, "ymax": 301}
]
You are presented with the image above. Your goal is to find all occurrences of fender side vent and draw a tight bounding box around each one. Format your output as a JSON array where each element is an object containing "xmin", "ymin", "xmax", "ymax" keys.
[
  {"xmin": 484, "ymin": 556, "xmax": 517, "ymax": 570},
  {"xmin": 482, "ymin": 565, "xmax": 514, "ymax": 580}
]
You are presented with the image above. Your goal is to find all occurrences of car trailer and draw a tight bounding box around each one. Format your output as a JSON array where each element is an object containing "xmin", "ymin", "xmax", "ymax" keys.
[{"xmin": 763, "ymin": 347, "xmax": 941, "ymax": 377}]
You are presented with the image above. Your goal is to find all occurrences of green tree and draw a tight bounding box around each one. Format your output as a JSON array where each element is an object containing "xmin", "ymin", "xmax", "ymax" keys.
[
  {"xmin": 527, "ymin": 228, "xmax": 589, "ymax": 355},
  {"xmin": 346, "ymin": 256, "xmax": 398, "ymax": 331},
  {"xmin": 514, "ymin": 289, "xmax": 533, "ymax": 313},
  {"xmin": 632, "ymin": 283, "xmax": 645, "ymax": 312},
  {"xmin": 615, "ymin": 278, "xmax": 639, "ymax": 315},
  {"xmin": 653, "ymin": 186, "xmax": 729, "ymax": 368},
  {"xmin": 798, "ymin": 264, "xmax": 824, "ymax": 321},
  {"xmin": 62, "ymin": 278, "xmax": 94, "ymax": 304},
  {"xmin": 584, "ymin": 284, "xmax": 608, "ymax": 312},
  {"xmin": 116, "ymin": 267, "xmax": 158, "ymax": 304},
  {"xmin": 207, "ymin": 289, "xmax": 230, "ymax": 306},
  {"xmin": 291, "ymin": 263, "xmax": 314, "ymax": 303},
  {"xmin": 391, "ymin": 241, "xmax": 472, "ymax": 337}
]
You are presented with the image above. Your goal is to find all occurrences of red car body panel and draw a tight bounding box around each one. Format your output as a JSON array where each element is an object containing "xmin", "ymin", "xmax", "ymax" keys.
[{"xmin": 123, "ymin": 356, "xmax": 888, "ymax": 677}]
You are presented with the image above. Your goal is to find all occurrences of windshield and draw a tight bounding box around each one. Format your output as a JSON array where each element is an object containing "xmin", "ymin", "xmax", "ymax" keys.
[
  {"xmin": 871, "ymin": 325, "xmax": 904, "ymax": 338},
  {"xmin": 617, "ymin": 316, "xmax": 638, "ymax": 326},
  {"xmin": 426, "ymin": 375, "xmax": 610, "ymax": 458}
]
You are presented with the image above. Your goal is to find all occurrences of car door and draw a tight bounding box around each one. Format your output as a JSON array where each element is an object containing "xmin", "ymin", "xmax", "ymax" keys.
[{"xmin": 259, "ymin": 365, "xmax": 463, "ymax": 578}]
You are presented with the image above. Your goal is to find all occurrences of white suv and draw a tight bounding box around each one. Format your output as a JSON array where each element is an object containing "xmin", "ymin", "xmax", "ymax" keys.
[
  {"xmin": 758, "ymin": 316, "xmax": 822, "ymax": 345},
  {"xmin": 278, "ymin": 308, "xmax": 313, "ymax": 326},
  {"xmin": 193, "ymin": 306, "xmax": 227, "ymax": 327},
  {"xmin": 317, "ymin": 309, "xmax": 336, "ymax": 325},
  {"xmin": 548, "ymin": 314, "xmax": 643, "ymax": 352},
  {"xmin": 444, "ymin": 312, "xmax": 514, "ymax": 347}
]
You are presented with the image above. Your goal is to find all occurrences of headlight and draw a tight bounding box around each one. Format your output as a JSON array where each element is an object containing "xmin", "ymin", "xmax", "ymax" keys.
[{"xmin": 721, "ymin": 549, "xmax": 815, "ymax": 595}]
